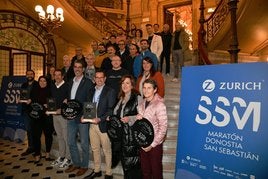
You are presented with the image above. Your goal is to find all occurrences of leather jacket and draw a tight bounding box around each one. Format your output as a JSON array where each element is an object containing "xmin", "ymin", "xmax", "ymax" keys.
[
  {"xmin": 112, "ymin": 92, "xmax": 141, "ymax": 170},
  {"xmin": 121, "ymin": 92, "xmax": 140, "ymax": 170}
]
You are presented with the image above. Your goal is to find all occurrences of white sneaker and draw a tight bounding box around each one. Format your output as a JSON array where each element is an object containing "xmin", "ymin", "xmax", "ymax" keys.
[
  {"xmin": 171, "ymin": 78, "xmax": 178, "ymax": 82},
  {"xmin": 51, "ymin": 157, "xmax": 63, "ymax": 167},
  {"xmin": 58, "ymin": 158, "xmax": 71, "ymax": 169}
]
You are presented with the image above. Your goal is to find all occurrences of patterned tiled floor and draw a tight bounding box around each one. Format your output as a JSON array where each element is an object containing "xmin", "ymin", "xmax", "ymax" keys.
[{"xmin": 0, "ymin": 138, "xmax": 123, "ymax": 179}]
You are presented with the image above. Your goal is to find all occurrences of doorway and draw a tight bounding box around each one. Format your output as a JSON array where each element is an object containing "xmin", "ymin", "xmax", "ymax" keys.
[{"xmin": 163, "ymin": 3, "xmax": 193, "ymax": 50}]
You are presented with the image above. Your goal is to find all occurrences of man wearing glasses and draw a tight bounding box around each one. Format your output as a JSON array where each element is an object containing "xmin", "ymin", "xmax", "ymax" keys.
[
  {"xmin": 65, "ymin": 60, "xmax": 94, "ymax": 177},
  {"xmin": 84, "ymin": 69, "xmax": 116, "ymax": 179}
]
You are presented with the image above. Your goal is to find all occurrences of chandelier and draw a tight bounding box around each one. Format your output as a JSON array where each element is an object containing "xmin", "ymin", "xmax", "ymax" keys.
[
  {"xmin": 34, "ymin": 4, "xmax": 64, "ymax": 68},
  {"xmin": 35, "ymin": 5, "xmax": 64, "ymax": 33}
]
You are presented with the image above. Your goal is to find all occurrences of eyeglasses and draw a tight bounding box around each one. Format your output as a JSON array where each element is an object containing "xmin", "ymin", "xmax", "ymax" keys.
[
  {"xmin": 95, "ymin": 76, "xmax": 105, "ymax": 79},
  {"xmin": 74, "ymin": 66, "xmax": 83, "ymax": 69}
]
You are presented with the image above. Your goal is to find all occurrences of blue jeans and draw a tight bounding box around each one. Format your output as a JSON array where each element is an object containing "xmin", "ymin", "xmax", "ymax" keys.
[{"xmin": 67, "ymin": 120, "xmax": 89, "ymax": 168}]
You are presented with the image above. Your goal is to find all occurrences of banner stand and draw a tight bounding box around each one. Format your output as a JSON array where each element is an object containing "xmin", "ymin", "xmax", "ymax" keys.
[
  {"xmin": 0, "ymin": 76, "xmax": 27, "ymax": 142},
  {"xmin": 175, "ymin": 63, "xmax": 268, "ymax": 179}
]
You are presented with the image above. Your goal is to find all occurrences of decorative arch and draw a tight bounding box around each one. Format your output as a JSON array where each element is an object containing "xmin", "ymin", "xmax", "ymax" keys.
[
  {"xmin": 0, "ymin": 10, "xmax": 56, "ymax": 67},
  {"xmin": 0, "ymin": 28, "xmax": 45, "ymax": 53}
]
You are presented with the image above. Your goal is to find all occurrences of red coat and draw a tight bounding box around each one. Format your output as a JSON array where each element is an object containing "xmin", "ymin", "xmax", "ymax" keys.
[{"xmin": 135, "ymin": 71, "xmax": 165, "ymax": 98}]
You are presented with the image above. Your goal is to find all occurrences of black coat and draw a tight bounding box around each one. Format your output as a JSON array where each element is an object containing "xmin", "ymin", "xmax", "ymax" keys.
[{"xmin": 114, "ymin": 92, "xmax": 141, "ymax": 171}]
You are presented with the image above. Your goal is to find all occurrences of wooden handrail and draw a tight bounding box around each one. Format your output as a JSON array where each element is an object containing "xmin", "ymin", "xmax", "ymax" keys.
[
  {"xmin": 198, "ymin": 0, "xmax": 212, "ymax": 65},
  {"xmin": 198, "ymin": 0, "xmax": 229, "ymax": 65},
  {"xmin": 198, "ymin": 27, "xmax": 212, "ymax": 65},
  {"xmin": 204, "ymin": 0, "xmax": 225, "ymax": 23},
  {"xmin": 85, "ymin": 0, "xmax": 126, "ymax": 32},
  {"xmin": 205, "ymin": 0, "xmax": 229, "ymax": 42},
  {"xmin": 67, "ymin": 0, "xmax": 126, "ymax": 36}
]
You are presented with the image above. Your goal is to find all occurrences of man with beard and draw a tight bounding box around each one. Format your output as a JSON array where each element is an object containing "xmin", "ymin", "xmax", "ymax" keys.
[
  {"xmin": 94, "ymin": 43, "xmax": 108, "ymax": 69},
  {"xmin": 116, "ymin": 27, "xmax": 126, "ymax": 44},
  {"xmin": 91, "ymin": 40, "xmax": 99, "ymax": 57},
  {"xmin": 133, "ymin": 39, "xmax": 158, "ymax": 78},
  {"xmin": 65, "ymin": 60, "xmax": 94, "ymax": 177},
  {"xmin": 20, "ymin": 70, "xmax": 38, "ymax": 156},
  {"xmin": 171, "ymin": 22, "xmax": 189, "ymax": 82},
  {"xmin": 66, "ymin": 47, "xmax": 86, "ymax": 81}
]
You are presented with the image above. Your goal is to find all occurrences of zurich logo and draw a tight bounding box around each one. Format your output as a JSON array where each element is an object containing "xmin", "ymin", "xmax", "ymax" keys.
[
  {"xmin": 8, "ymin": 82, "xmax": 13, "ymax": 88},
  {"xmin": 202, "ymin": 79, "xmax": 215, "ymax": 92}
]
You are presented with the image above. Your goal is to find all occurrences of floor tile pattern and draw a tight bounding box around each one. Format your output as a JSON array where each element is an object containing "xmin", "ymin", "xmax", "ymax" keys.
[{"xmin": 0, "ymin": 138, "xmax": 123, "ymax": 179}]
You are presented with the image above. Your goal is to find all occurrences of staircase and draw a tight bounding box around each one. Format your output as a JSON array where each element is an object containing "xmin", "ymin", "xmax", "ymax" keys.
[
  {"xmin": 162, "ymin": 74, "xmax": 181, "ymax": 179},
  {"xmin": 198, "ymin": 0, "xmax": 268, "ymax": 64}
]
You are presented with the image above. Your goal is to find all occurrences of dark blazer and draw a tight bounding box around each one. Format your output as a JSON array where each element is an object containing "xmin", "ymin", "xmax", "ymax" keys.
[
  {"xmin": 88, "ymin": 85, "xmax": 116, "ymax": 133},
  {"xmin": 21, "ymin": 80, "xmax": 38, "ymax": 113},
  {"xmin": 67, "ymin": 76, "xmax": 94, "ymax": 122}
]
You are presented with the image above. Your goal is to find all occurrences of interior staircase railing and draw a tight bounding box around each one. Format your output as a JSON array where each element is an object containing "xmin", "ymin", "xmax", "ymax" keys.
[
  {"xmin": 67, "ymin": 0, "xmax": 126, "ymax": 36},
  {"xmin": 198, "ymin": 0, "xmax": 229, "ymax": 65}
]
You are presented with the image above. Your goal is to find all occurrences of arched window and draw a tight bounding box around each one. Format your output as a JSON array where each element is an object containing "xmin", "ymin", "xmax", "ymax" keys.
[{"xmin": 0, "ymin": 10, "xmax": 56, "ymax": 83}]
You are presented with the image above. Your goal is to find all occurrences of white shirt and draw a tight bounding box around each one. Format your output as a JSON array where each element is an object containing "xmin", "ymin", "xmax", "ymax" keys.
[
  {"xmin": 70, "ymin": 76, "xmax": 83, "ymax": 99},
  {"xmin": 55, "ymin": 80, "xmax": 65, "ymax": 88},
  {"xmin": 93, "ymin": 84, "xmax": 105, "ymax": 106}
]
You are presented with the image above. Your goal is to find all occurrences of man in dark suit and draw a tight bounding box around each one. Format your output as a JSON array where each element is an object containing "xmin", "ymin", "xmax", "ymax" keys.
[
  {"xmin": 20, "ymin": 70, "xmax": 38, "ymax": 156},
  {"xmin": 64, "ymin": 60, "xmax": 94, "ymax": 177},
  {"xmin": 84, "ymin": 69, "xmax": 116, "ymax": 179}
]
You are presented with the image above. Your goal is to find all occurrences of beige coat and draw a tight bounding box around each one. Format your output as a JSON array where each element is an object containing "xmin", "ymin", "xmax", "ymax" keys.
[
  {"xmin": 150, "ymin": 34, "xmax": 163, "ymax": 59},
  {"xmin": 171, "ymin": 29, "xmax": 189, "ymax": 52}
]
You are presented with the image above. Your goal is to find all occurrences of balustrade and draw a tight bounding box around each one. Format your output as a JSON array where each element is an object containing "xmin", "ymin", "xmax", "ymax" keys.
[{"xmin": 67, "ymin": 0, "xmax": 125, "ymax": 36}]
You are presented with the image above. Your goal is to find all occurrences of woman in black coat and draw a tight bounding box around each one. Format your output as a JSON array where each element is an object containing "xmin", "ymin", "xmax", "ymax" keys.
[
  {"xmin": 29, "ymin": 76, "xmax": 54, "ymax": 163},
  {"xmin": 110, "ymin": 75, "xmax": 142, "ymax": 179}
]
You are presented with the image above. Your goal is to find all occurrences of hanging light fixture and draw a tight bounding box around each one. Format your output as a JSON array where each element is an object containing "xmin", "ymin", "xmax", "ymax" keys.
[
  {"xmin": 35, "ymin": 4, "xmax": 64, "ymax": 33},
  {"xmin": 34, "ymin": 4, "xmax": 64, "ymax": 70}
]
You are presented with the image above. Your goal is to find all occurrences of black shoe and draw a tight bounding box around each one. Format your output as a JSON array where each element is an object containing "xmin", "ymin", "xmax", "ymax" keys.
[
  {"xmin": 84, "ymin": 171, "xmax": 102, "ymax": 179},
  {"xmin": 34, "ymin": 155, "xmax": 41, "ymax": 164},
  {"xmin": 104, "ymin": 175, "xmax": 113, "ymax": 179},
  {"xmin": 21, "ymin": 149, "xmax": 34, "ymax": 156},
  {"xmin": 45, "ymin": 157, "xmax": 54, "ymax": 161}
]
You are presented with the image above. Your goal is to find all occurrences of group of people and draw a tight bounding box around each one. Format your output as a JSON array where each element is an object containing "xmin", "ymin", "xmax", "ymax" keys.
[
  {"xmin": 20, "ymin": 61, "xmax": 167, "ymax": 179},
  {"xmin": 19, "ymin": 22, "xmax": 188, "ymax": 179},
  {"xmin": 97, "ymin": 22, "xmax": 189, "ymax": 82}
]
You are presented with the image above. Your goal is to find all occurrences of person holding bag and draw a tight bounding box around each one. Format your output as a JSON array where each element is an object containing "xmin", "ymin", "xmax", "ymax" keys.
[
  {"xmin": 28, "ymin": 76, "xmax": 54, "ymax": 163},
  {"xmin": 109, "ymin": 75, "xmax": 142, "ymax": 179},
  {"xmin": 136, "ymin": 79, "xmax": 168, "ymax": 179}
]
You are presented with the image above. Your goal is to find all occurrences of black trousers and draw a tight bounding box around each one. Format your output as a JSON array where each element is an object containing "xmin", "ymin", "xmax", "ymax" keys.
[
  {"xmin": 160, "ymin": 50, "xmax": 171, "ymax": 74},
  {"xmin": 31, "ymin": 115, "xmax": 53, "ymax": 156},
  {"xmin": 123, "ymin": 166, "xmax": 142, "ymax": 179}
]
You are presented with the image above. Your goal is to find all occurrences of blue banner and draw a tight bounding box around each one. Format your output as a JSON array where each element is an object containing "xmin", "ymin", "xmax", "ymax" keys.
[
  {"xmin": 175, "ymin": 63, "xmax": 268, "ymax": 179},
  {"xmin": 0, "ymin": 76, "xmax": 26, "ymax": 140}
]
